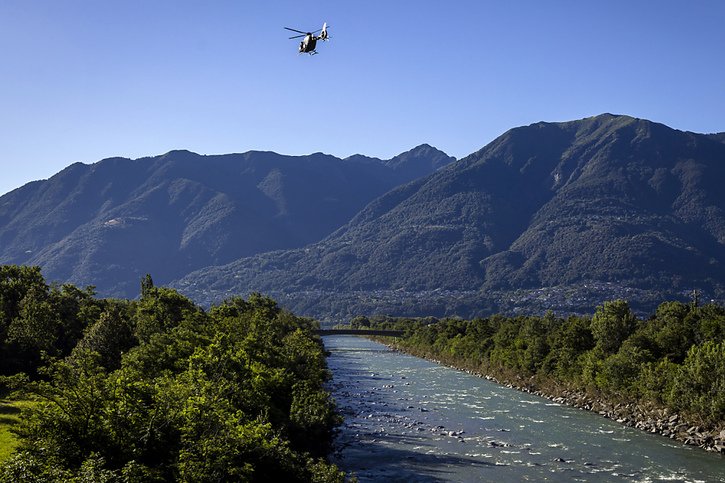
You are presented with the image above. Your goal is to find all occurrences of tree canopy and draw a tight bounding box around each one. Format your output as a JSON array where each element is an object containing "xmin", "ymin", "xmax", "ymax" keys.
[{"xmin": 0, "ymin": 266, "xmax": 346, "ymax": 482}]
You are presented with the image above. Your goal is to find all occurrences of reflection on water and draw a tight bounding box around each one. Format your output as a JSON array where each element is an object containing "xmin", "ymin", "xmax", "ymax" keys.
[{"xmin": 325, "ymin": 336, "xmax": 725, "ymax": 482}]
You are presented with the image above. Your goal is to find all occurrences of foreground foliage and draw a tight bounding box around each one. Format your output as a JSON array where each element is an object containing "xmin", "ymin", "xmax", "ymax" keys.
[
  {"xmin": 0, "ymin": 266, "xmax": 344, "ymax": 482},
  {"xmin": 360, "ymin": 300, "xmax": 725, "ymax": 429}
]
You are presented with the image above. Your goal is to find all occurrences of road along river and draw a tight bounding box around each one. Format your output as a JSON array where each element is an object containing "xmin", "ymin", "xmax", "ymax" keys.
[{"xmin": 324, "ymin": 336, "xmax": 724, "ymax": 482}]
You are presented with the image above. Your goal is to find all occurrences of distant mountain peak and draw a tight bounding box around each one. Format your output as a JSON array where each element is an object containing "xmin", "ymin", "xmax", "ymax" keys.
[
  {"xmin": 157, "ymin": 150, "xmax": 203, "ymax": 162},
  {"xmin": 396, "ymin": 143, "xmax": 447, "ymax": 156},
  {"xmin": 163, "ymin": 149, "xmax": 198, "ymax": 156},
  {"xmin": 404, "ymin": 143, "xmax": 437, "ymax": 153},
  {"xmin": 384, "ymin": 144, "xmax": 455, "ymax": 174}
]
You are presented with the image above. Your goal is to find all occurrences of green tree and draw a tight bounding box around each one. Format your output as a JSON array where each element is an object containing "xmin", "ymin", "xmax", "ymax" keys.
[
  {"xmin": 670, "ymin": 341, "xmax": 725, "ymax": 425},
  {"xmin": 1, "ymin": 268, "xmax": 100, "ymax": 378},
  {"xmin": 514, "ymin": 317, "xmax": 551, "ymax": 375},
  {"xmin": 638, "ymin": 358, "xmax": 679, "ymax": 404},
  {"xmin": 0, "ymin": 266, "xmax": 47, "ymax": 332},
  {"xmin": 49, "ymin": 283, "xmax": 101, "ymax": 355},
  {"xmin": 652, "ymin": 301, "xmax": 695, "ymax": 362},
  {"xmin": 597, "ymin": 340, "xmax": 653, "ymax": 394},
  {"xmin": 543, "ymin": 315, "xmax": 594, "ymax": 380},
  {"xmin": 695, "ymin": 303, "xmax": 725, "ymax": 343},
  {"xmin": 590, "ymin": 300, "xmax": 638, "ymax": 353},
  {"xmin": 7, "ymin": 284, "xmax": 58, "ymax": 355},
  {"xmin": 133, "ymin": 287, "xmax": 200, "ymax": 343},
  {"xmin": 72, "ymin": 303, "xmax": 136, "ymax": 370},
  {"xmin": 0, "ymin": 266, "xmax": 53, "ymax": 375},
  {"xmin": 13, "ymin": 350, "xmax": 112, "ymax": 468},
  {"xmin": 140, "ymin": 274, "xmax": 154, "ymax": 299}
]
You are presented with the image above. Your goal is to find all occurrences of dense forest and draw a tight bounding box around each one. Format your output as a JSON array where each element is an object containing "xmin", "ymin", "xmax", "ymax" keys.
[
  {"xmin": 356, "ymin": 300, "xmax": 725, "ymax": 445},
  {"xmin": 0, "ymin": 266, "xmax": 346, "ymax": 482}
]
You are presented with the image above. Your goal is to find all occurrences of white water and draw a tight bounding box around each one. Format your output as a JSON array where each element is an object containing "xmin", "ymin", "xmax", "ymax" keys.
[{"xmin": 325, "ymin": 336, "xmax": 725, "ymax": 482}]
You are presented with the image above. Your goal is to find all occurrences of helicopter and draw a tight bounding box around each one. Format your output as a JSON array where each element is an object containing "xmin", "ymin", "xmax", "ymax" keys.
[{"xmin": 284, "ymin": 22, "xmax": 329, "ymax": 55}]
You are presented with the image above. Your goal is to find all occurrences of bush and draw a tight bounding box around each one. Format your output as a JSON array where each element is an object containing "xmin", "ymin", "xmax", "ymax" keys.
[{"xmin": 670, "ymin": 341, "xmax": 725, "ymax": 425}]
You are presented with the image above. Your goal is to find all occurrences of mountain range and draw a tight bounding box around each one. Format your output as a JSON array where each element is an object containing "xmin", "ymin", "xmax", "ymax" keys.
[
  {"xmin": 173, "ymin": 114, "xmax": 725, "ymax": 319},
  {"xmin": 0, "ymin": 146, "xmax": 454, "ymax": 297},
  {"xmin": 2, "ymin": 114, "xmax": 724, "ymax": 320}
]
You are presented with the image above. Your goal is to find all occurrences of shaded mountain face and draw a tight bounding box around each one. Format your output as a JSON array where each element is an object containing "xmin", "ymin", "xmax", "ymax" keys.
[
  {"xmin": 0, "ymin": 146, "xmax": 455, "ymax": 297},
  {"xmin": 706, "ymin": 132, "xmax": 725, "ymax": 144},
  {"xmin": 174, "ymin": 114, "xmax": 725, "ymax": 318}
]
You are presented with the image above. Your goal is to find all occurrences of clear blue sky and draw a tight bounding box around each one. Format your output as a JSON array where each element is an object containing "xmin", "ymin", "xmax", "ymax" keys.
[{"xmin": 2, "ymin": 1, "xmax": 724, "ymax": 196}]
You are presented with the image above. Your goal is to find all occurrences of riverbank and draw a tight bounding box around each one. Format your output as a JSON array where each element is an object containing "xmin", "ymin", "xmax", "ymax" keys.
[
  {"xmin": 375, "ymin": 338, "xmax": 725, "ymax": 455},
  {"xmin": 327, "ymin": 335, "xmax": 725, "ymax": 481}
]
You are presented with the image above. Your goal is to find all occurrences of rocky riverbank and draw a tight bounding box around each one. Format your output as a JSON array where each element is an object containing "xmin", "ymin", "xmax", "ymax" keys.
[
  {"xmin": 378, "ymin": 339, "xmax": 725, "ymax": 455},
  {"xmin": 494, "ymin": 377, "xmax": 725, "ymax": 455}
]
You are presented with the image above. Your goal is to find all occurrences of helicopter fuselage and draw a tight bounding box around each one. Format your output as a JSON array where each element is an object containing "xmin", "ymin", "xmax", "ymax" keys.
[{"xmin": 300, "ymin": 34, "xmax": 317, "ymax": 54}]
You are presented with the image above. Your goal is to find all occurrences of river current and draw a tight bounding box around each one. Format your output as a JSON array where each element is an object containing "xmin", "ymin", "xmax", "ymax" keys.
[{"xmin": 324, "ymin": 336, "xmax": 724, "ymax": 482}]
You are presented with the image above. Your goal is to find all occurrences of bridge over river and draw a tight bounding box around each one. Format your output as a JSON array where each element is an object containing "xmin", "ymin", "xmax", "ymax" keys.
[{"xmin": 315, "ymin": 329, "xmax": 404, "ymax": 337}]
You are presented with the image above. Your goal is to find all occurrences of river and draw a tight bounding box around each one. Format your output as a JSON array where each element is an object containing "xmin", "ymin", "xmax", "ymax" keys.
[{"xmin": 324, "ymin": 336, "xmax": 724, "ymax": 482}]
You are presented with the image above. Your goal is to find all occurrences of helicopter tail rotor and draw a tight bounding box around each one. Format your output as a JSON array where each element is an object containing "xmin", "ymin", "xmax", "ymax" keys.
[{"xmin": 319, "ymin": 22, "xmax": 329, "ymax": 40}]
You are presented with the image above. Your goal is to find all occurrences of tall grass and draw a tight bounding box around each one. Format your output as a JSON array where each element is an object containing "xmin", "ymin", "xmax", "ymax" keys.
[{"xmin": 0, "ymin": 399, "xmax": 33, "ymax": 463}]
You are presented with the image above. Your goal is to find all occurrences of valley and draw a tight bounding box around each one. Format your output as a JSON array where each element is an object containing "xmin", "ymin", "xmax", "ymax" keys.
[{"xmin": 2, "ymin": 114, "xmax": 724, "ymax": 320}]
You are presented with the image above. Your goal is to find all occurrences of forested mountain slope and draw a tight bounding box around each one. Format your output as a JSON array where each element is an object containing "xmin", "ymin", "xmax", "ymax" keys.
[
  {"xmin": 175, "ymin": 114, "xmax": 725, "ymax": 319},
  {"xmin": 0, "ymin": 146, "xmax": 453, "ymax": 297}
]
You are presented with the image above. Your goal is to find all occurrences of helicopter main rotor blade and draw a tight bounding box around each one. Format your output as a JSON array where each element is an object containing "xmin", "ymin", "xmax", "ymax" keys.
[
  {"xmin": 284, "ymin": 27, "xmax": 307, "ymax": 34},
  {"xmin": 288, "ymin": 34, "xmax": 306, "ymax": 39}
]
